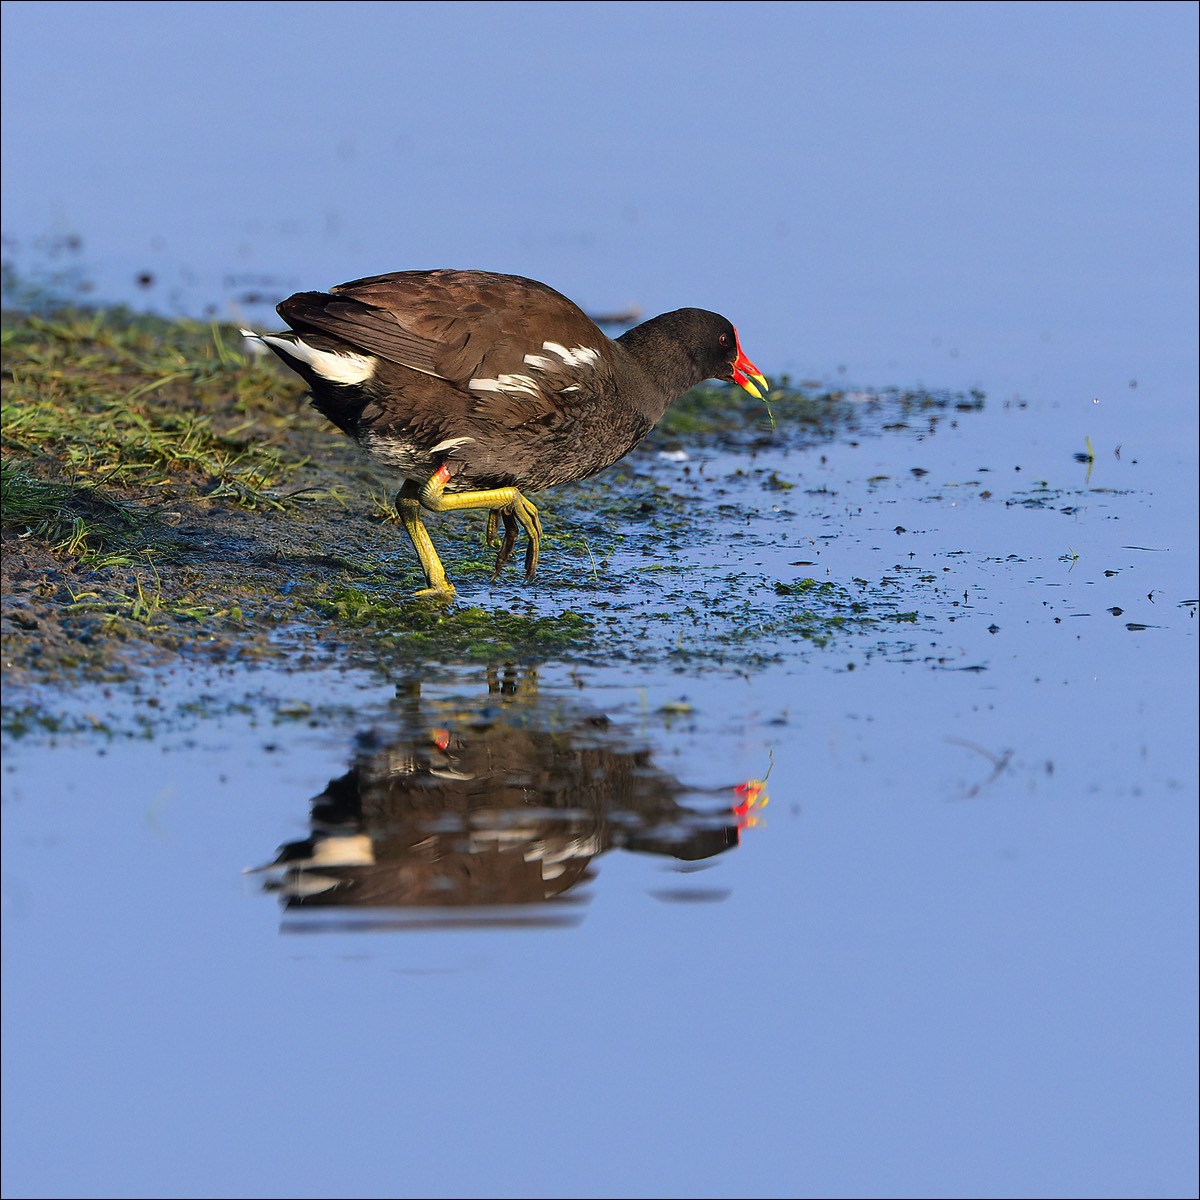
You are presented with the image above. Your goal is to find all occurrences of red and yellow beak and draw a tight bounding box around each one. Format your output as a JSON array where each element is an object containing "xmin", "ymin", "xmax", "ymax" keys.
[{"xmin": 731, "ymin": 330, "xmax": 769, "ymax": 400}]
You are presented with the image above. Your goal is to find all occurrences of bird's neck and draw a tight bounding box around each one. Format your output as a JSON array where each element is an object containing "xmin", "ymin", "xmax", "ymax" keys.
[{"xmin": 614, "ymin": 312, "xmax": 710, "ymax": 420}]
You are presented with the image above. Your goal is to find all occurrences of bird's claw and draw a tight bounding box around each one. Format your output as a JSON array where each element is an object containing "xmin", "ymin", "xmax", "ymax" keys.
[
  {"xmin": 490, "ymin": 511, "xmax": 519, "ymax": 578},
  {"xmin": 486, "ymin": 495, "xmax": 541, "ymax": 581},
  {"xmin": 508, "ymin": 493, "xmax": 542, "ymax": 581}
]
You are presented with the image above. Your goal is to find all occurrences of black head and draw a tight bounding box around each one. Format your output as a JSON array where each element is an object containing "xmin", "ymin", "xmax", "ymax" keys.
[{"xmin": 669, "ymin": 308, "xmax": 769, "ymax": 398}]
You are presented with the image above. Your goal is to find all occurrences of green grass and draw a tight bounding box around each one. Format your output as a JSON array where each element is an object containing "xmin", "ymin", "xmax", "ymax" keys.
[
  {"xmin": 2, "ymin": 309, "xmax": 316, "ymax": 505},
  {"xmin": 1, "ymin": 458, "xmax": 144, "ymax": 556}
]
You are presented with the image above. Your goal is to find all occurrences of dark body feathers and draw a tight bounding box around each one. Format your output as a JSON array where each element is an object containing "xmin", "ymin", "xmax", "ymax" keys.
[{"xmin": 261, "ymin": 269, "xmax": 752, "ymax": 493}]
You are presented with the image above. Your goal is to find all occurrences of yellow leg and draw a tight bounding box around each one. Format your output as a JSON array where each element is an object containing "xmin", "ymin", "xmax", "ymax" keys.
[
  {"xmin": 420, "ymin": 466, "xmax": 542, "ymax": 581},
  {"xmin": 397, "ymin": 480, "xmax": 456, "ymax": 601},
  {"xmin": 396, "ymin": 467, "xmax": 543, "ymax": 601}
]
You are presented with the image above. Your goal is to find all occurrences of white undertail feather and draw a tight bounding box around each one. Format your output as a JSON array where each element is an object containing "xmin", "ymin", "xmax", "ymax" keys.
[{"xmin": 240, "ymin": 329, "xmax": 376, "ymax": 386}]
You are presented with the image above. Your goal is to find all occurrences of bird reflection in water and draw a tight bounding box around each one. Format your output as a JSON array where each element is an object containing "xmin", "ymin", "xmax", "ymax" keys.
[{"xmin": 250, "ymin": 665, "xmax": 768, "ymax": 931}]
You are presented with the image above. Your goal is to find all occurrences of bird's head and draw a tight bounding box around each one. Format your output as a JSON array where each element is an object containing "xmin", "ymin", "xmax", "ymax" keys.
[{"xmin": 681, "ymin": 310, "xmax": 769, "ymax": 399}]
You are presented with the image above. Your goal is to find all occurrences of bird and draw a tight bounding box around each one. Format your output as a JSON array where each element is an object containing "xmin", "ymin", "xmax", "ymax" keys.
[{"xmin": 242, "ymin": 269, "xmax": 767, "ymax": 601}]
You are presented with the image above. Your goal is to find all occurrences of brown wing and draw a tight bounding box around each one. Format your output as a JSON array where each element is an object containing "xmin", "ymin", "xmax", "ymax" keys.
[
  {"xmin": 283, "ymin": 269, "xmax": 614, "ymax": 396},
  {"xmin": 278, "ymin": 286, "xmax": 452, "ymax": 379}
]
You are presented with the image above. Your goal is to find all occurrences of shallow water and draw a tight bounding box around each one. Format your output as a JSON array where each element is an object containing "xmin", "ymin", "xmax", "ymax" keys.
[
  {"xmin": 4, "ymin": 4, "xmax": 1197, "ymax": 1193},
  {"xmin": 3, "ymin": 383, "xmax": 1196, "ymax": 1199}
]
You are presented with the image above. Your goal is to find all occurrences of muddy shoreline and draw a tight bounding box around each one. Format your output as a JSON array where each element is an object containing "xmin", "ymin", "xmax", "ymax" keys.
[{"xmin": 1, "ymin": 308, "xmax": 976, "ymax": 720}]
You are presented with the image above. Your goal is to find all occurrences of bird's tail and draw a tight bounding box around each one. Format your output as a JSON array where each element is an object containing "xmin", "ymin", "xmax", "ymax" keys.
[{"xmin": 239, "ymin": 328, "xmax": 375, "ymax": 386}]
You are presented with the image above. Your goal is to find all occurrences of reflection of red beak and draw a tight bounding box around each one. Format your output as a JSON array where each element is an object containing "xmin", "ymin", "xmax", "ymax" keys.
[
  {"xmin": 731, "ymin": 330, "xmax": 769, "ymax": 400},
  {"xmin": 732, "ymin": 779, "xmax": 769, "ymax": 829}
]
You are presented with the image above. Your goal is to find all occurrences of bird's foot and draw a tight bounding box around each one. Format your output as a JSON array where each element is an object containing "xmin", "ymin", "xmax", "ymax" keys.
[
  {"xmin": 501, "ymin": 492, "xmax": 542, "ymax": 581},
  {"xmin": 413, "ymin": 580, "xmax": 457, "ymax": 603},
  {"xmin": 488, "ymin": 511, "xmax": 520, "ymax": 579},
  {"xmin": 419, "ymin": 470, "xmax": 542, "ymax": 583}
]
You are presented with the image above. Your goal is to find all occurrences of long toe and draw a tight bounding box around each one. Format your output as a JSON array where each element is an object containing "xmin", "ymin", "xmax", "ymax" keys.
[
  {"xmin": 521, "ymin": 506, "xmax": 541, "ymax": 580},
  {"xmin": 492, "ymin": 512, "xmax": 519, "ymax": 578},
  {"xmin": 505, "ymin": 492, "xmax": 541, "ymax": 581},
  {"xmin": 414, "ymin": 581, "xmax": 457, "ymax": 603}
]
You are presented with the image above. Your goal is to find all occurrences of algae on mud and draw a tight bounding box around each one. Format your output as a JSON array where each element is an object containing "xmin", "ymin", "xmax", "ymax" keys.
[{"xmin": 1, "ymin": 306, "xmax": 980, "ymax": 708}]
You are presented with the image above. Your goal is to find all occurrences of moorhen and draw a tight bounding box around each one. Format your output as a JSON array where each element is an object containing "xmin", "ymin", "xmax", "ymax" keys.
[{"xmin": 242, "ymin": 269, "xmax": 767, "ymax": 601}]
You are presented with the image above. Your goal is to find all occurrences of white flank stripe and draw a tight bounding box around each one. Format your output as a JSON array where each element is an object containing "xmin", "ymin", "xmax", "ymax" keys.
[
  {"xmin": 522, "ymin": 353, "xmax": 554, "ymax": 370},
  {"xmin": 429, "ymin": 436, "xmax": 475, "ymax": 454},
  {"xmin": 468, "ymin": 373, "xmax": 541, "ymax": 398},
  {"xmin": 542, "ymin": 341, "xmax": 600, "ymax": 369},
  {"xmin": 257, "ymin": 333, "xmax": 376, "ymax": 385}
]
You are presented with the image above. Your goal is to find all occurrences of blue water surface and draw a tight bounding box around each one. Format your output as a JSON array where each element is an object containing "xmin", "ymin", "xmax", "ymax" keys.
[{"xmin": 2, "ymin": 4, "xmax": 1197, "ymax": 1199}]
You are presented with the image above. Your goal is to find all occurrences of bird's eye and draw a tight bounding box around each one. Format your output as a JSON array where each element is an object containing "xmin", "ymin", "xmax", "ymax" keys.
[{"xmin": 718, "ymin": 333, "xmax": 731, "ymax": 348}]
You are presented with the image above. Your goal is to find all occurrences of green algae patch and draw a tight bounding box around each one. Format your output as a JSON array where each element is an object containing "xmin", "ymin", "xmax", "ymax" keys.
[
  {"xmin": 654, "ymin": 379, "xmax": 985, "ymax": 449},
  {"xmin": 308, "ymin": 586, "xmax": 592, "ymax": 659}
]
